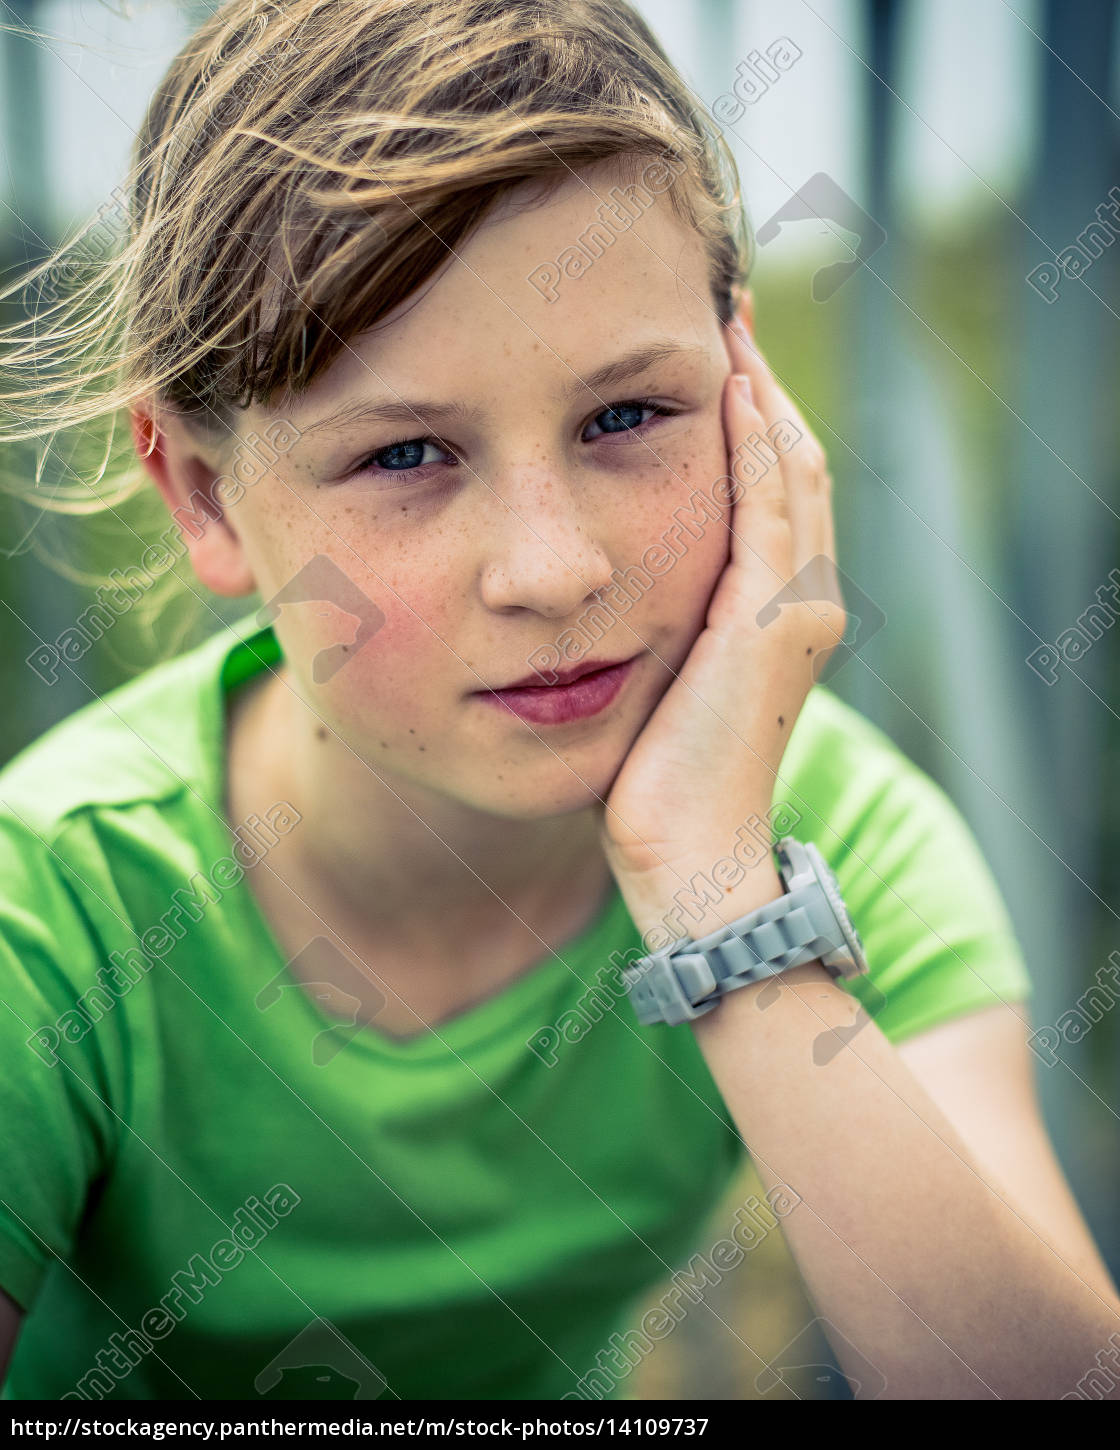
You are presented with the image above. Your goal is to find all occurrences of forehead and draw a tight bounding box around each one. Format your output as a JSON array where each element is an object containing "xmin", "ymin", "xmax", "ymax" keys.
[{"xmin": 287, "ymin": 163, "xmax": 715, "ymax": 411}]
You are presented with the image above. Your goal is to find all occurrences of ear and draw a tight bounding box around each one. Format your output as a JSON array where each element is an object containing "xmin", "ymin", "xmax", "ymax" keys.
[
  {"xmin": 130, "ymin": 405, "xmax": 257, "ymax": 599},
  {"xmin": 731, "ymin": 284, "xmax": 755, "ymax": 339}
]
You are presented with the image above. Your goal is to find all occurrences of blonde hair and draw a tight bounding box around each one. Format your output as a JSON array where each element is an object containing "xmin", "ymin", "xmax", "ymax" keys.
[{"xmin": 0, "ymin": 0, "xmax": 751, "ymax": 624}]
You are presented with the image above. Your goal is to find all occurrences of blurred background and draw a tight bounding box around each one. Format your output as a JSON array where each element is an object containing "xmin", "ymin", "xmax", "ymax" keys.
[{"xmin": 1, "ymin": 0, "xmax": 1118, "ymax": 1402}]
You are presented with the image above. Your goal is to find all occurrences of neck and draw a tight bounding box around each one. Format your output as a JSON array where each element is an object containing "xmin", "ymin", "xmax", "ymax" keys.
[{"xmin": 226, "ymin": 662, "xmax": 613, "ymax": 943}]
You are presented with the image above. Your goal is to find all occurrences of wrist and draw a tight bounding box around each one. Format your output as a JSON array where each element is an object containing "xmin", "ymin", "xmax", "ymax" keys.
[
  {"xmin": 615, "ymin": 855, "xmax": 785, "ymax": 947},
  {"xmin": 617, "ymin": 835, "xmax": 869, "ymax": 1032},
  {"xmin": 681, "ymin": 863, "xmax": 785, "ymax": 941},
  {"xmin": 686, "ymin": 957, "xmax": 845, "ymax": 1049}
]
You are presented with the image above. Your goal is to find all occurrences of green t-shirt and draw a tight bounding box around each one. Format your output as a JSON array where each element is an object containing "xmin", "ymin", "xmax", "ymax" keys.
[{"xmin": 0, "ymin": 611, "xmax": 1031, "ymax": 1401}]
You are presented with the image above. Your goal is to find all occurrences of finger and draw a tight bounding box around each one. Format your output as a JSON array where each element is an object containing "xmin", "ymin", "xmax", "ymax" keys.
[
  {"xmin": 720, "ymin": 347, "xmax": 846, "ymax": 666},
  {"xmin": 722, "ymin": 369, "xmax": 792, "ymax": 595},
  {"xmin": 721, "ymin": 325, "xmax": 845, "ymax": 663},
  {"xmin": 725, "ymin": 322, "xmax": 837, "ymax": 580},
  {"xmin": 721, "ymin": 322, "xmax": 824, "ymax": 571},
  {"xmin": 726, "ymin": 325, "xmax": 820, "ymax": 490}
]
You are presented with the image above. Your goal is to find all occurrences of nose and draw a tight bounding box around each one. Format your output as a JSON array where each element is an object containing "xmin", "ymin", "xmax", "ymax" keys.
[{"xmin": 477, "ymin": 472, "xmax": 615, "ymax": 620}]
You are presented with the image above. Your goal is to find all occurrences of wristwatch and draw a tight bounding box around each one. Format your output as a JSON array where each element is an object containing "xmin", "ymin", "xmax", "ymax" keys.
[{"xmin": 621, "ymin": 837, "xmax": 870, "ymax": 1026}]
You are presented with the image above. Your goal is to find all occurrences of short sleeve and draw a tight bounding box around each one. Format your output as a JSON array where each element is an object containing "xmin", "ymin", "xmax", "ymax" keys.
[
  {"xmin": 0, "ymin": 811, "xmax": 119, "ymax": 1310},
  {"xmin": 776, "ymin": 688, "xmax": 1033, "ymax": 1045}
]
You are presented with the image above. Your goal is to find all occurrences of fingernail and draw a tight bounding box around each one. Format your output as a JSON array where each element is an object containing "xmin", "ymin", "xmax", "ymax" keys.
[{"xmin": 735, "ymin": 374, "xmax": 753, "ymax": 405}]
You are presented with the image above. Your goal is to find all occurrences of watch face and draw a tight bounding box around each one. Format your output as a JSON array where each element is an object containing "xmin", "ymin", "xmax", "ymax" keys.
[{"xmin": 808, "ymin": 845, "xmax": 869, "ymax": 978}]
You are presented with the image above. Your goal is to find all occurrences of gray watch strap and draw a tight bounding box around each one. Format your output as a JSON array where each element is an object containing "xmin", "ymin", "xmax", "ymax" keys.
[{"xmin": 622, "ymin": 881, "xmax": 847, "ymax": 1027}]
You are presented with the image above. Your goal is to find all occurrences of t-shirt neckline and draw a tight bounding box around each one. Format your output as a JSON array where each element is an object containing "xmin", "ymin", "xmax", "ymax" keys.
[{"xmin": 190, "ymin": 611, "xmax": 631, "ymax": 1064}]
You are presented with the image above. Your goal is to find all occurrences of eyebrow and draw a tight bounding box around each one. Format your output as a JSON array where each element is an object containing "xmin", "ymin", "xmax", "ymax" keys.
[{"xmin": 296, "ymin": 339, "xmax": 709, "ymax": 438}]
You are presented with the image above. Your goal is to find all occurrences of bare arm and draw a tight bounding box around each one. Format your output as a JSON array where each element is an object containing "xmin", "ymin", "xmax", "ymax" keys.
[
  {"xmin": 684, "ymin": 895, "xmax": 1120, "ymax": 1400},
  {"xmin": 896, "ymin": 1000, "xmax": 1118, "ymax": 1307}
]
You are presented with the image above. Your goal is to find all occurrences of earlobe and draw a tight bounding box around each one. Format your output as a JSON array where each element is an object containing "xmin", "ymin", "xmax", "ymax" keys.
[{"xmin": 129, "ymin": 404, "xmax": 257, "ymax": 600}]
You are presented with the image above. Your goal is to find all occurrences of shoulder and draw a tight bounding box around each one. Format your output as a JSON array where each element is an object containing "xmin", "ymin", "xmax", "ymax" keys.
[
  {"xmin": 777, "ymin": 686, "xmax": 1032, "ymax": 1043},
  {"xmin": 0, "ymin": 621, "xmax": 251, "ymax": 1022},
  {"xmin": 0, "ymin": 617, "xmax": 255, "ymax": 836},
  {"xmin": 0, "ymin": 621, "xmax": 253, "ymax": 1156},
  {"xmin": 780, "ymin": 683, "xmax": 930, "ymax": 815},
  {"xmin": 779, "ymin": 683, "xmax": 994, "ymax": 861}
]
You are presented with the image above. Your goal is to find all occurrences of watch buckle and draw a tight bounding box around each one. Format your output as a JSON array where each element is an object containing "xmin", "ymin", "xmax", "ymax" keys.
[{"xmin": 651, "ymin": 951, "xmax": 720, "ymax": 1025}]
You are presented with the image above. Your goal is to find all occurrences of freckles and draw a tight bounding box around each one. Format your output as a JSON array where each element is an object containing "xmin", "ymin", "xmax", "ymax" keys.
[{"xmin": 317, "ymin": 592, "xmax": 451, "ymax": 734}]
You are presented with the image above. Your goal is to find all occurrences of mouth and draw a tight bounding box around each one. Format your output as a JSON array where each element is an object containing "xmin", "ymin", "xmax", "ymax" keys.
[{"xmin": 475, "ymin": 653, "xmax": 642, "ymax": 726}]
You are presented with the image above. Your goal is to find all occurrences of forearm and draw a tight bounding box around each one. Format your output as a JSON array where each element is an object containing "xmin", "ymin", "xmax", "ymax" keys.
[{"xmin": 624, "ymin": 865, "xmax": 1120, "ymax": 1400}]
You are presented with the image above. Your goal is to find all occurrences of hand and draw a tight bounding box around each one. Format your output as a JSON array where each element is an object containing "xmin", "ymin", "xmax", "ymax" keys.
[{"xmin": 598, "ymin": 294, "xmax": 846, "ymax": 936}]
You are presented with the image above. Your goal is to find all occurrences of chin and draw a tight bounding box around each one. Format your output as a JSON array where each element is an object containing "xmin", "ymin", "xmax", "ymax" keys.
[{"xmin": 485, "ymin": 756, "xmax": 626, "ymax": 822}]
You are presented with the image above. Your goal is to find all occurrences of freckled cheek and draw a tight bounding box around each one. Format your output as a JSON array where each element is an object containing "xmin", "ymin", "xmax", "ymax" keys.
[
  {"xmin": 610, "ymin": 421, "xmax": 732, "ymax": 593},
  {"xmin": 237, "ymin": 503, "xmax": 461, "ymax": 729},
  {"xmin": 316, "ymin": 590, "xmax": 465, "ymax": 727}
]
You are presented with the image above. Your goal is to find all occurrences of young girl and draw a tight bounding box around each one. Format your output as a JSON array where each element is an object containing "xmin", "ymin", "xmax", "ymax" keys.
[{"xmin": 0, "ymin": 0, "xmax": 1117, "ymax": 1404}]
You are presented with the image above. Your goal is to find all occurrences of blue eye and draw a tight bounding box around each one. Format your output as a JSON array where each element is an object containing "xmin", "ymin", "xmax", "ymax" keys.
[
  {"xmin": 366, "ymin": 439, "xmax": 446, "ymax": 472},
  {"xmin": 583, "ymin": 398, "xmax": 673, "ymax": 441}
]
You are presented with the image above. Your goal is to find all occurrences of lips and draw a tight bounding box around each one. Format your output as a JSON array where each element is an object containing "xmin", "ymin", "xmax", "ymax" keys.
[
  {"xmin": 476, "ymin": 653, "xmax": 641, "ymax": 726},
  {"xmin": 494, "ymin": 655, "xmax": 638, "ymax": 691}
]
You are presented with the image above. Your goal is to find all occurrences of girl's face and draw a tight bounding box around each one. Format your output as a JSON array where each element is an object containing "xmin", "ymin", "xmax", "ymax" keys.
[{"xmin": 227, "ymin": 160, "xmax": 735, "ymax": 819}]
